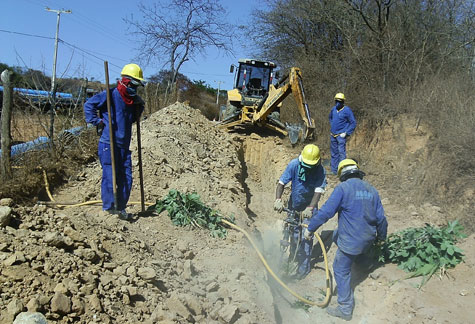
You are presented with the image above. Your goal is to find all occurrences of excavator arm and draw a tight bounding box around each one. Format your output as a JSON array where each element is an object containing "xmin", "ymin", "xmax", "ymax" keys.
[{"xmin": 253, "ymin": 67, "xmax": 315, "ymax": 142}]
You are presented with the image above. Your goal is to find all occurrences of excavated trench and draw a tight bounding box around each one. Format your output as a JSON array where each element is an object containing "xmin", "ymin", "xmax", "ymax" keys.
[{"xmin": 235, "ymin": 136, "xmax": 335, "ymax": 323}]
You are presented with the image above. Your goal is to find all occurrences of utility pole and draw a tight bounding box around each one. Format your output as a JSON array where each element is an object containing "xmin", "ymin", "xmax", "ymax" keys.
[
  {"xmin": 46, "ymin": 7, "xmax": 71, "ymax": 144},
  {"xmin": 215, "ymin": 80, "xmax": 223, "ymax": 104}
]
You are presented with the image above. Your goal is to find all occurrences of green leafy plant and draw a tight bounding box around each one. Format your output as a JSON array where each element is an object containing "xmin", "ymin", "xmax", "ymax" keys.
[
  {"xmin": 379, "ymin": 220, "xmax": 466, "ymax": 287},
  {"xmin": 154, "ymin": 189, "xmax": 234, "ymax": 238}
]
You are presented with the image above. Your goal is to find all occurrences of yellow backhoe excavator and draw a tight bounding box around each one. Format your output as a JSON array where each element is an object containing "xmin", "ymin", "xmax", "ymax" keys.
[{"xmin": 218, "ymin": 59, "xmax": 315, "ymax": 144}]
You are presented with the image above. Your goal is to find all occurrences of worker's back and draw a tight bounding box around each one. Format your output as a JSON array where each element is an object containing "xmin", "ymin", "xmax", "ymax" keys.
[{"xmin": 334, "ymin": 178, "xmax": 386, "ymax": 255}]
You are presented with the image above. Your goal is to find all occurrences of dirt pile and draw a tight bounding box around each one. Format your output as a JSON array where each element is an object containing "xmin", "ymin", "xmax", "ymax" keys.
[{"xmin": 130, "ymin": 102, "xmax": 246, "ymax": 214}]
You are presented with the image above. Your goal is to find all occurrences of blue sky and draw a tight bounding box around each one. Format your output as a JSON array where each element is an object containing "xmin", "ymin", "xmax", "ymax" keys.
[{"xmin": 0, "ymin": 0, "xmax": 261, "ymax": 90}]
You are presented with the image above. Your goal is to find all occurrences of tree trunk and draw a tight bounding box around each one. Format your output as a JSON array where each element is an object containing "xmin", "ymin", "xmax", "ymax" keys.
[{"xmin": 1, "ymin": 70, "xmax": 13, "ymax": 180}]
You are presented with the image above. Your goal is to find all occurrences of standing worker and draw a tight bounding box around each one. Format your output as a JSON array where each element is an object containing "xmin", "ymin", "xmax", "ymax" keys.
[
  {"xmin": 304, "ymin": 159, "xmax": 388, "ymax": 321},
  {"xmin": 274, "ymin": 144, "xmax": 327, "ymax": 279},
  {"xmin": 84, "ymin": 63, "xmax": 145, "ymax": 220},
  {"xmin": 329, "ymin": 93, "xmax": 356, "ymax": 175}
]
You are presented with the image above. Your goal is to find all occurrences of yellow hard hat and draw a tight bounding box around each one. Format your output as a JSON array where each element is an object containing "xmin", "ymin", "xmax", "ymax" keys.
[
  {"xmin": 334, "ymin": 92, "xmax": 345, "ymax": 101},
  {"xmin": 121, "ymin": 63, "xmax": 144, "ymax": 83},
  {"xmin": 337, "ymin": 159, "xmax": 358, "ymax": 177},
  {"xmin": 301, "ymin": 144, "xmax": 320, "ymax": 165}
]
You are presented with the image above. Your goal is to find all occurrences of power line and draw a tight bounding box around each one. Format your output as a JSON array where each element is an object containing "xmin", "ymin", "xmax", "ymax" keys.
[
  {"xmin": 0, "ymin": 28, "xmax": 123, "ymax": 76},
  {"xmin": 0, "ymin": 29, "xmax": 54, "ymax": 40},
  {"xmin": 1, "ymin": 30, "xmax": 231, "ymax": 82},
  {"xmin": 182, "ymin": 70, "xmax": 230, "ymax": 77},
  {"xmin": 59, "ymin": 39, "xmax": 123, "ymax": 70},
  {"xmin": 18, "ymin": 0, "xmax": 131, "ymax": 48}
]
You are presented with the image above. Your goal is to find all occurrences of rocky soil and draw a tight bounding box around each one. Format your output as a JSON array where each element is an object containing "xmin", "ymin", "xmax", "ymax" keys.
[{"xmin": 1, "ymin": 102, "xmax": 474, "ymax": 323}]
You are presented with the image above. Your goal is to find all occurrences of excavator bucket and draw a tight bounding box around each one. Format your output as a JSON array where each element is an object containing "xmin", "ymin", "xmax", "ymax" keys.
[
  {"xmin": 285, "ymin": 122, "xmax": 310, "ymax": 145},
  {"xmin": 286, "ymin": 124, "xmax": 301, "ymax": 145}
]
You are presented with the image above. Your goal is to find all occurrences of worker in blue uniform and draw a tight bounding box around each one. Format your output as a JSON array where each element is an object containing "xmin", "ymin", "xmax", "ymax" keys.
[
  {"xmin": 274, "ymin": 144, "xmax": 327, "ymax": 279},
  {"xmin": 329, "ymin": 93, "xmax": 356, "ymax": 175},
  {"xmin": 304, "ymin": 159, "xmax": 388, "ymax": 321},
  {"xmin": 84, "ymin": 63, "xmax": 145, "ymax": 220}
]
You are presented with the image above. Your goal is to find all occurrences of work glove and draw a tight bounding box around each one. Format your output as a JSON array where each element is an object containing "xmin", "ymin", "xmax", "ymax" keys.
[
  {"xmin": 96, "ymin": 120, "xmax": 105, "ymax": 136},
  {"xmin": 273, "ymin": 199, "xmax": 284, "ymax": 212},
  {"xmin": 302, "ymin": 207, "xmax": 313, "ymax": 218},
  {"xmin": 339, "ymin": 132, "xmax": 347, "ymax": 138},
  {"xmin": 303, "ymin": 228, "xmax": 314, "ymax": 240}
]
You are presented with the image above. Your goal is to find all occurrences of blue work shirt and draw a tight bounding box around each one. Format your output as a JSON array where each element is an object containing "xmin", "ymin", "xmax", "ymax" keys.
[
  {"xmin": 307, "ymin": 178, "xmax": 387, "ymax": 255},
  {"xmin": 279, "ymin": 158, "xmax": 327, "ymax": 211},
  {"xmin": 84, "ymin": 88, "xmax": 144, "ymax": 149},
  {"xmin": 329, "ymin": 105, "xmax": 356, "ymax": 135}
]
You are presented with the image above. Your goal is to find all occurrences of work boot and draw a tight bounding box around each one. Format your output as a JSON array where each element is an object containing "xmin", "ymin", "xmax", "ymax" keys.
[
  {"xmin": 326, "ymin": 307, "xmax": 352, "ymax": 321},
  {"xmin": 118, "ymin": 210, "xmax": 132, "ymax": 221}
]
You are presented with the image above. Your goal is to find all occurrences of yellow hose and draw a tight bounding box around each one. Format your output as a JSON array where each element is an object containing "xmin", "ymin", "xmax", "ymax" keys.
[
  {"xmin": 38, "ymin": 200, "xmax": 154, "ymax": 208},
  {"xmin": 40, "ymin": 169, "xmax": 152, "ymax": 208},
  {"xmin": 221, "ymin": 219, "xmax": 331, "ymax": 307},
  {"xmin": 41, "ymin": 168, "xmax": 55, "ymax": 202}
]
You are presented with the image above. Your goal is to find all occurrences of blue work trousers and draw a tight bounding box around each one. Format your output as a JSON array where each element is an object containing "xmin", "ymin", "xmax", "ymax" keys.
[
  {"xmin": 330, "ymin": 135, "xmax": 347, "ymax": 174},
  {"xmin": 333, "ymin": 248, "xmax": 357, "ymax": 316},
  {"xmin": 98, "ymin": 142, "xmax": 132, "ymax": 211},
  {"xmin": 289, "ymin": 218, "xmax": 313, "ymax": 277}
]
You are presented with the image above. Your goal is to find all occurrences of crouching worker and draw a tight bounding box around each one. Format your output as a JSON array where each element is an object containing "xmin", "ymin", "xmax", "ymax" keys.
[
  {"xmin": 274, "ymin": 144, "xmax": 327, "ymax": 279},
  {"xmin": 84, "ymin": 63, "xmax": 145, "ymax": 220},
  {"xmin": 304, "ymin": 159, "xmax": 388, "ymax": 321}
]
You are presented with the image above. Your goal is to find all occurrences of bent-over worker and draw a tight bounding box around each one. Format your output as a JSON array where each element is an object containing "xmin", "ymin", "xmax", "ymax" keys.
[
  {"xmin": 274, "ymin": 144, "xmax": 327, "ymax": 279},
  {"xmin": 84, "ymin": 63, "xmax": 145, "ymax": 220},
  {"xmin": 304, "ymin": 159, "xmax": 388, "ymax": 321},
  {"xmin": 329, "ymin": 93, "xmax": 356, "ymax": 175}
]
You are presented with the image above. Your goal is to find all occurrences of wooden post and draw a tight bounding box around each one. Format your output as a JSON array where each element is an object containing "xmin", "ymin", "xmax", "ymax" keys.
[
  {"xmin": 471, "ymin": 46, "xmax": 475, "ymax": 84},
  {"xmin": 135, "ymin": 109, "xmax": 145, "ymax": 212},
  {"xmin": 82, "ymin": 78, "xmax": 88, "ymax": 127},
  {"xmin": 1, "ymin": 70, "xmax": 13, "ymax": 180},
  {"xmin": 104, "ymin": 61, "xmax": 119, "ymax": 211}
]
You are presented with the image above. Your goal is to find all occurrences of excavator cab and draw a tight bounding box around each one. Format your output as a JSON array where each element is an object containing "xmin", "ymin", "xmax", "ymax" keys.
[{"xmin": 230, "ymin": 59, "xmax": 276, "ymax": 105}]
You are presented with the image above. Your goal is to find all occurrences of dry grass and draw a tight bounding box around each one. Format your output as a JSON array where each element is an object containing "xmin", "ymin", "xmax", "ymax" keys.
[
  {"xmin": 181, "ymin": 88, "xmax": 220, "ymax": 120},
  {"xmin": 0, "ymin": 130, "xmax": 97, "ymax": 203}
]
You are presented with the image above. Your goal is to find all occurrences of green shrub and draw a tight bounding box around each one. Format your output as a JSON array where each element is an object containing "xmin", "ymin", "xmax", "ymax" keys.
[
  {"xmin": 154, "ymin": 189, "xmax": 233, "ymax": 238},
  {"xmin": 378, "ymin": 221, "xmax": 466, "ymax": 287}
]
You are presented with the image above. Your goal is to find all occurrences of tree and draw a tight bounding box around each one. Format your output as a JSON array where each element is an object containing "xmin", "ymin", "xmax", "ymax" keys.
[
  {"xmin": 248, "ymin": 0, "xmax": 475, "ymax": 95},
  {"xmin": 125, "ymin": 0, "xmax": 233, "ymax": 104}
]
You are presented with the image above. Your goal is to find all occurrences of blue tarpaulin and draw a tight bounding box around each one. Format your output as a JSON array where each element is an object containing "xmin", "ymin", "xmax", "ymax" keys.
[
  {"xmin": 0, "ymin": 86, "xmax": 73, "ymax": 99},
  {"xmin": 0, "ymin": 125, "xmax": 91, "ymax": 158}
]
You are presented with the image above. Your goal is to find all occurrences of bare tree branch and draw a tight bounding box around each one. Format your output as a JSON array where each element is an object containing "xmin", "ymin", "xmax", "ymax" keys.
[{"xmin": 124, "ymin": 0, "xmax": 234, "ymax": 103}]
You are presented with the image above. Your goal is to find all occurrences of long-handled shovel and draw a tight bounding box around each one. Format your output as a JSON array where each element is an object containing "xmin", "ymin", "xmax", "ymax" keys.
[
  {"xmin": 104, "ymin": 61, "xmax": 119, "ymax": 211},
  {"xmin": 135, "ymin": 108, "xmax": 145, "ymax": 212}
]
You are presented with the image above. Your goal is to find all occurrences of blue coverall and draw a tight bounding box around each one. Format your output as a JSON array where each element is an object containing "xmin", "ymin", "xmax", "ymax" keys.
[
  {"xmin": 84, "ymin": 88, "xmax": 144, "ymax": 211},
  {"xmin": 307, "ymin": 177, "xmax": 387, "ymax": 316},
  {"xmin": 329, "ymin": 103, "xmax": 356, "ymax": 174},
  {"xmin": 279, "ymin": 158, "xmax": 327, "ymax": 277}
]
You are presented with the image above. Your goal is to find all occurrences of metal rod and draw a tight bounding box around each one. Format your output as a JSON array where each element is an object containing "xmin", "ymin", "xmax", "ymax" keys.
[
  {"xmin": 135, "ymin": 109, "xmax": 145, "ymax": 212},
  {"xmin": 104, "ymin": 61, "xmax": 119, "ymax": 211}
]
